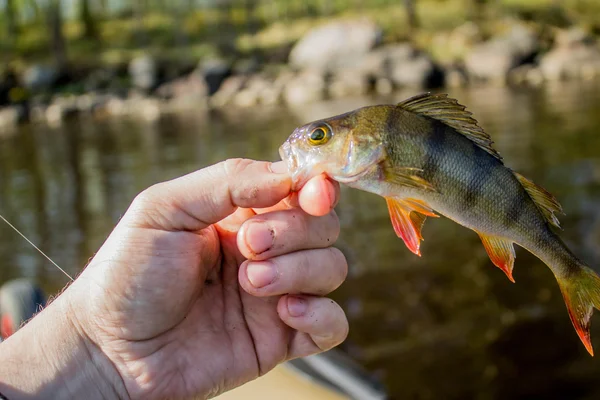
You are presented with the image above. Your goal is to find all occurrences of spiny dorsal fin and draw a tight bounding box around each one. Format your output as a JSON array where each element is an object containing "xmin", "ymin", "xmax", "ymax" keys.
[
  {"xmin": 514, "ymin": 172, "xmax": 563, "ymax": 228},
  {"xmin": 397, "ymin": 93, "xmax": 502, "ymax": 161}
]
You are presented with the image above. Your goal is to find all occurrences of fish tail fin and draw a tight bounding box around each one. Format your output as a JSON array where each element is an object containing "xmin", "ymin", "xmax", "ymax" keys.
[{"xmin": 556, "ymin": 264, "xmax": 600, "ymax": 356}]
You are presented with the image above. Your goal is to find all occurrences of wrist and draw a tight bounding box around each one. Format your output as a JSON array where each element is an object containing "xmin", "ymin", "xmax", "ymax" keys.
[{"xmin": 0, "ymin": 284, "xmax": 129, "ymax": 400}]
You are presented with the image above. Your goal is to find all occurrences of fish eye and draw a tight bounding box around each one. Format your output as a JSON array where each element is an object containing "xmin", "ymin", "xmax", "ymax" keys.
[{"xmin": 308, "ymin": 125, "xmax": 332, "ymax": 146}]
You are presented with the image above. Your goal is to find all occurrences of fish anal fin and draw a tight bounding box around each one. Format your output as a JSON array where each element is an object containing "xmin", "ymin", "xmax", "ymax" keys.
[
  {"xmin": 386, "ymin": 197, "xmax": 438, "ymax": 256},
  {"xmin": 477, "ymin": 232, "xmax": 516, "ymax": 283},
  {"xmin": 396, "ymin": 93, "xmax": 502, "ymax": 161},
  {"xmin": 382, "ymin": 161, "xmax": 436, "ymax": 192},
  {"xmin": 514, "ymin": 172, "xmax": 563, "ymax": 228}
]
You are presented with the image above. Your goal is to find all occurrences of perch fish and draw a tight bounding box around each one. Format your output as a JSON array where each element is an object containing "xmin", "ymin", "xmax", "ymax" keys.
[{"xmin": 279, "ymin": 93, "xmax": 600, "ymax": 355}]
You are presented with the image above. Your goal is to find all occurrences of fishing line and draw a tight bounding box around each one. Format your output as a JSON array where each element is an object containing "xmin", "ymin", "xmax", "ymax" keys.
[{"xmin": 0, "ymin": 214, "xmax": 74, "ymax": 282}]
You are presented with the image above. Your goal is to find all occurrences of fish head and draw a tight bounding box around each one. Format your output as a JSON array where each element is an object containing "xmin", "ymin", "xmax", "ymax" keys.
[{"xmin": 279, "ymin": 109, "xmax": 385, "ymax": 189}]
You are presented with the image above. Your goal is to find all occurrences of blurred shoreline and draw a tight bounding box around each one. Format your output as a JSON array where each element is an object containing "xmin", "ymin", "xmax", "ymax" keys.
[{"xmin": 1, "ymin": 1, "xmax": 600, "ymax": 127}]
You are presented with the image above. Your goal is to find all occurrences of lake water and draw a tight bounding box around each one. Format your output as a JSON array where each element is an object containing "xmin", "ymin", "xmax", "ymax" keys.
[{"xmin": 2, "ymin": 82, "xmax": 600, "ymax": 399}]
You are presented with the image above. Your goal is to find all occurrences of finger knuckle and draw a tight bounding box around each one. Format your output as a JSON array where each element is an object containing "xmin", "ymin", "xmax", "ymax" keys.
[
  {"xmin": 220, "ymin": 158, "xmax": 262, "ymax": 204},
  {"xmin": 127, "ymin": 184, "xmax": 170, "ymax": 226},
  {"xmin": 221, "ymin": 158, "xmax": 252, "ymax": 177},
  {"xmin": 296, "ymin": 252, "xmax": 312, "ymax": 284},
  {"xmin": 329, "ymin": 247, "xmax": 348, "ymax": 283}
]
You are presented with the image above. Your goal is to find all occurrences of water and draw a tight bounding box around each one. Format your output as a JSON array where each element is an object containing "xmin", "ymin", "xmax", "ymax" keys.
[{"xmin": 2, "ymin": 82, "xmax": 600, "ymax": 399}]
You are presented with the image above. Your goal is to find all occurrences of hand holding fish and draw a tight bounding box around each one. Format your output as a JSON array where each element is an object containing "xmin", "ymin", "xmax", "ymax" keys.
[{"xmin": 0, "ymin": 159, "xmax": 348, "ymax": 399}]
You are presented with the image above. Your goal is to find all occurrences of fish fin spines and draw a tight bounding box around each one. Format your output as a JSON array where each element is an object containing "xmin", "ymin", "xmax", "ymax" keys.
[
  {"xmin": 513, "ymin": 172, "xmax": 563, "ymax": 228},
  {"xmin": 477, "ymin": 233, "xmax": 516, "ymax": 282},
  {"xmin": 396, "ymin": 93, "xmax": 502, "ymax": 161},
  {"xmin": 385, "ymin": 197, "xmax": 438, "ymax": 256},
  {"xmin": 557, "ymin": 266, "xmax": 600, "ymax": 356}
]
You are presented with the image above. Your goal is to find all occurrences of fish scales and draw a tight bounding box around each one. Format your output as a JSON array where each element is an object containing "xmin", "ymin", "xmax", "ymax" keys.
[{"xmin": 279, "ymin": 92, "xmax": 600, "ymax": 356}]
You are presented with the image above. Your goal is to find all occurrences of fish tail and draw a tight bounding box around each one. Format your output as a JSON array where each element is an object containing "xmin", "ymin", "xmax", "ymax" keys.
[{"xmin": 555, "ymin": 263, "xmax": 600, "ymax": 356}]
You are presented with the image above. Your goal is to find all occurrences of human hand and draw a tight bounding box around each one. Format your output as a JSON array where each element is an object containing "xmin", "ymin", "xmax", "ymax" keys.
[{"xmin": 1, "ymin": 159, "xmax": 348, "ymax": 400}]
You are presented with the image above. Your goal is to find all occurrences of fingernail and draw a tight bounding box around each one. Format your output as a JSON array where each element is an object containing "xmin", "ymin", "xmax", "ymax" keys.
[
  {"xmin": 287, "ymin": 296, "xmax": 307, "ymax": 317},
  {"xmin": 245, "ymin": 222, "xmax": 274, "ymax": 254},
  {"xmin": 247, "ymin": 262, "xmax": 277, "ymax": 288},
  {"xmin": 269, "ymin": 161, "xmax": 288, "ymax": 174}
]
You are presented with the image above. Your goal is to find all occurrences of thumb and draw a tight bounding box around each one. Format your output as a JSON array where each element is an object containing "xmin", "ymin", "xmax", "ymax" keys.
[{"xmin": 124, "ymin": 159, "xmax": 291, "ymax": 231}]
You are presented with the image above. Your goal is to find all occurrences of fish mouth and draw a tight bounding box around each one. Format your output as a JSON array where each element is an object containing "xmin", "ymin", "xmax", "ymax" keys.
[
  {"xmin": 279, "ymin": 141, "xmax": 307, "ymax": 190},
  {"xmin": 279, "ymin": 141, "xmax": 297, "ymax": 173},
  {"xmin": 331, "ymin": 167, "xmax": 370, "ymax": 183}
]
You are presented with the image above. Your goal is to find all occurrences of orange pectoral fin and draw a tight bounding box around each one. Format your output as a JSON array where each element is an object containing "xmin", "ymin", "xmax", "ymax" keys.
[
  {"xmin": 386, "ymin": 197, "xmax": 438, "ymax": 256},
  {"xmin": 477, "ymin": 233, "xmax": 516, "ymax": 282}
]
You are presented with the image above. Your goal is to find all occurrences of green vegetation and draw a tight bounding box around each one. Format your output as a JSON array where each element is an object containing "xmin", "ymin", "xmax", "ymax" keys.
[{"xmin": 1, "ymin": 0, "xmax": 600, "ymax": 71}]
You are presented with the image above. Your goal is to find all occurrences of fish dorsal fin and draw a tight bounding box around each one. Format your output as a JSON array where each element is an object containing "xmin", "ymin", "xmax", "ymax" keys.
[
  {"xmin": 513, "ymin": 172, "xmax": 563, "ymax": 228},
  {"xmin": 385, "ymin": 197, "xmax": 438, "ymax": 256},
  {"xmin": 477, "ymin": 232, "xmax": 516, "ymax": 283},
  {"xmin": 397, "ymin": 93, "xmax": 502, "ymax": 161}
]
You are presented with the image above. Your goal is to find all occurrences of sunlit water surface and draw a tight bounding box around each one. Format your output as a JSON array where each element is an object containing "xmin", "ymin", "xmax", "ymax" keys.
[{"xmin": 2, "ymin": 82, "xmax": 600, "ymax": 399}]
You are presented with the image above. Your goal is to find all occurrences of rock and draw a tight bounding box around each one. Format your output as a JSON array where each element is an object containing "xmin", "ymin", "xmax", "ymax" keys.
[
  {"xmin": 104, "ymin": 94, "xmax": 163, "ymax": 120},
  {"xmin": 260, "ymin": 70, "xmax": 294, "ymax": 106},
  {"xmin": 135, "ymin": 98, "xmax": 162, "ymax": 121},
  {"xmin": 22, "ymin": 65, "xmax": 58, "ymax": 91},
  {"xmin": 105, "ymin": 96, "xmax": 128, "ymax": 116},
  {"xmin": 227, "ymin": 72, "xmax": 291, "ymax": 108},
  {"xmin": 83, "ymin": 69, "xmax": 116, "ymax": 92},
  {"xmin": 289, "ymin": 19, "xmax": 382, "ymax": 71},
  {"xmin": 129, "ymin": 55, "xmax": 158, "ymax": 91},
  {"xmin": 539, "ymin": 28, "xmax": 600, "ymax": 80},
  {"xmin": 465, "ymin": 24, "xmax": 539, "ymax": 82},
  {"xmin": 283, "ymin": 70, "xmax": 326, "ymax": 105},
  {"xmin": 329, "ymin": 69, "xmax": 370, "ymax": 98},
  {"xmin": 198, "ymin": 59, "xmax": 232, "ymax": 95},
  {"xmin": 45, "ymin": 96, "xmax": 78, "ymax": 125},
  {"xmin": 210, "ymin": 76, "xmax": 247, "ymax": 108},
  {"xmin": 445, "ymin": 67, "xmax": 468, "ymax": 88},
  {"xmin": 361, "ymin": 44, "xmax": 443, "ymax": 88},
  {"xmin": 156, "ymin": 72, "xmax": 208, "ymax": 101},
  {"xmin": 75, "ymin": 93, "xmax": 108, "ymax": 113},
  {"xmin": 233, "ymin": 58, "xmax": 261, "ymax": 76},
  {"xmin": 232, "ymin": 75, "xmax": 269, "ymax": 108},
  {"xmin": 0, "ymin": 106, "xmax": 21, "ymax": 129},
  {"xmin": 390, "ymin": 54, "xmax": 441, "ymax": 88},
  {"xmin": 375, "ymin": 78, "xmax": 393, "ymax": 95}
]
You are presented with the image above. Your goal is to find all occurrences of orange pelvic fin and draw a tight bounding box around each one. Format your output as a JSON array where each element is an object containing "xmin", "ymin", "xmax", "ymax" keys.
[
  {"xmin": 557, "ymin": 266, "xmax": 600, "ymax": 356},
  {"xmin": 477, "ymin": 233, "xmax": 516, "ymax": 283},
  {"xmin": 385, "ymin": 197, "xmax": 438, "ymax": 256}
]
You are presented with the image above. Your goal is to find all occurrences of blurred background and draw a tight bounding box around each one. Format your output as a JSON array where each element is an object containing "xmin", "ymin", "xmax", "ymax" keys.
[{"xmin": 2, "ymin": 1, "xmax": 600, "ymax": 399}]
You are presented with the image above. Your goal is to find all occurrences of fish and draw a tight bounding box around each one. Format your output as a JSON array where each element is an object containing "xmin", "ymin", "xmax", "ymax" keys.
[{"xmin": 279, "ymin": 92, "xmax": 600, "ymax": 355}]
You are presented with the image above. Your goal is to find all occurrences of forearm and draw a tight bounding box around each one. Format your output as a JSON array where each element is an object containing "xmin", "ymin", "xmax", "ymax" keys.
[{"xmin": 0, "ymin": 287, "xmax": 129, "ymax": 400}]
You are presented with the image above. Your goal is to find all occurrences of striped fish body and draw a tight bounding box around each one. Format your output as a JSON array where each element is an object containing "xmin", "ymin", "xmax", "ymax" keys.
[
  {"xmin": 279, "ymin": 93, "xmax": 600, "ymax": 355},
  {"xmin": 351, "ymin": 105, "xmax": 541, "ymax": 239}
]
